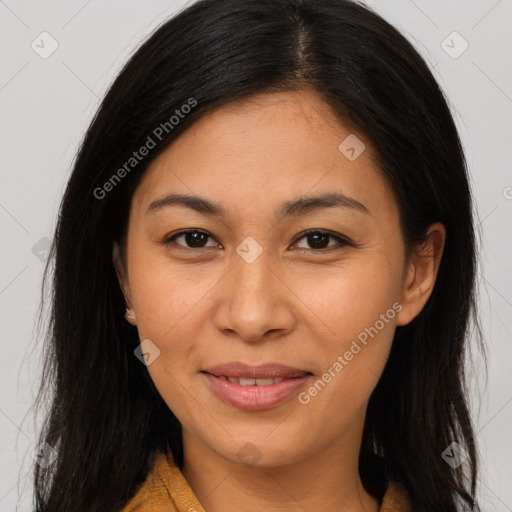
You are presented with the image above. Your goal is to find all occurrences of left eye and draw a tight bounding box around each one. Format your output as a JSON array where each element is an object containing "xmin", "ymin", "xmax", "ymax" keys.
[
  {"xmin": 293, "ymin": 230, "xmax": 350, "ymax": 251},
  {"xmin": 163, "ymin": 229, "xmax": 350, "ymax": 251}
]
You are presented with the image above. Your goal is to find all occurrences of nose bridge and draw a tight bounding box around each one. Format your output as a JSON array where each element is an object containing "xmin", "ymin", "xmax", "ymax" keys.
[
  {"xmin": 231, "ymin": 244, "xmax": 276, "ymax": 317},
  {"xmin": 214, "ymin": 239, "xmax": 295, "ymax": 341}
]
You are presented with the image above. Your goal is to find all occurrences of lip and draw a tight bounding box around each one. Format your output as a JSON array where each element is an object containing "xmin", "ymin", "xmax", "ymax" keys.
[
  {"xmin": 201, "ymin": 362, "xmax": 312, "ymax": 411},
  {"xmin": 203, "ymin": 362, "xmax": 310, "ymax": 379}
]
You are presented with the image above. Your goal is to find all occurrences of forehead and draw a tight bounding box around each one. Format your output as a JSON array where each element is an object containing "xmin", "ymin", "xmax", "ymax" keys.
[{"xmin": 131, "ymin": 89, "xmax": 398, "ymax": 224}]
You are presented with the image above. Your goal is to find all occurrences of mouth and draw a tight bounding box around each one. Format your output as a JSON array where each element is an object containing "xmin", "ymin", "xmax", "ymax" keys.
[
  {"xmin": 201, "ymin": 362, "xmax": 313, "ymax": 411},
  {"xmin": 215, "ymin": 376, "xmax": 288, "ymax": 386},
  {"xmin": 203, "ymin": 362, "xmax": 310, "ymax": 379}
]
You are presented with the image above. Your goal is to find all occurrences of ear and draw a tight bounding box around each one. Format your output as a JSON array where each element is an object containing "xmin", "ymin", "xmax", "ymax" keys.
[
  {"xmin": 112, "ymin": 242, "xmax": 132, "ymax": 307},
  {"xmin": 396, "ymin": 222, "xmax": 446, "ymax": 326}
]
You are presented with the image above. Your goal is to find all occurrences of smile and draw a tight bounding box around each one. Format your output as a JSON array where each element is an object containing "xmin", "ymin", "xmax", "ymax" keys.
[
  {"xmin": 201, "ymin": 362, "xmax": 312, "ymax": 411},
  {"xmin": 218, "ymin": 376, "xmax": 285, "ymax": 386}
]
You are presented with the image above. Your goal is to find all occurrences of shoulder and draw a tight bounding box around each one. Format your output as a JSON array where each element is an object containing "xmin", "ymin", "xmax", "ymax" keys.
[
  {"xmin": 119, "ymin": 447, "xmax": 205, "ymax": 512},
  {"xmin": 380, "ymin": 479, "xmax": 412, "ymax": 512},
  {"xmin": 119, "ymin": 451, "xmax": 178, "ymax": 512}
]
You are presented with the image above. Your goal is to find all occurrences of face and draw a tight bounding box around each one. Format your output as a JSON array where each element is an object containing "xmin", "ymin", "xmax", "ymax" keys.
[{"xmin": 115, "ymin": 89, "xmax": 442, "ymax": 468}]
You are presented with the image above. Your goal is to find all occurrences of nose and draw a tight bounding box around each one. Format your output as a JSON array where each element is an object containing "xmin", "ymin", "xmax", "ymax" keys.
[{"xmin": 212, "ymin": 250, "xmax": 297, "ymax": 344}]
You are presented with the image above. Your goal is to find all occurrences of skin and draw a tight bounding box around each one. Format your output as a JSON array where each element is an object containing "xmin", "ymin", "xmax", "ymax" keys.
[{"xmin": 114, "ymin": 89, "xmax": 445, "ymax": 512}]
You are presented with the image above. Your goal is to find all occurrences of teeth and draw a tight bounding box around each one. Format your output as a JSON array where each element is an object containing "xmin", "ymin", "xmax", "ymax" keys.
[
  {"xmin": 220, "ymin": 376, "xmax": 285, "ymax": 386},
  {"xmin": 254, "ymin": 378, "xmax": 275, "ymax": 386}
]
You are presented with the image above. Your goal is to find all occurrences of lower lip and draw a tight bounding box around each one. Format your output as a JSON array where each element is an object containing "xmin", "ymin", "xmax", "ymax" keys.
[{"xmin": 202, "ymin": 372, "xmax": 312, "ymax": 411}]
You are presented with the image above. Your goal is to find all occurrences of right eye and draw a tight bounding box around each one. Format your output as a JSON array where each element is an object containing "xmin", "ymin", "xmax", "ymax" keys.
[{"xmin": 163, "ymin": 229, "xmax": 221, "ymax": 250}]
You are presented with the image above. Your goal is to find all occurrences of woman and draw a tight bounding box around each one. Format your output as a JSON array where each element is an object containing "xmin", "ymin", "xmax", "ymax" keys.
[{"xmin": 32, "ymin": 0, "xmax": 482, "ymax": 510}]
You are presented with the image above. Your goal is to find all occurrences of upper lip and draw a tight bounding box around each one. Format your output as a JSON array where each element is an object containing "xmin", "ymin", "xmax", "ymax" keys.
[{"xmin": 202, "ymin": 362, "xmax": 311, "ymax": 379}]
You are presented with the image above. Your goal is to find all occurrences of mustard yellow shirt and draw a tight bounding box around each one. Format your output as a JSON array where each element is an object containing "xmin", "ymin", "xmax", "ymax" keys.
[{"xmin": 120, "ymin": 447, "xmax": 411, "ymax": 511}]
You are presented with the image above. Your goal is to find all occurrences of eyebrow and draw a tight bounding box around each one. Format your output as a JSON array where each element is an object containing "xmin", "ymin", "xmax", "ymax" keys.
[{"xmin": 146, "ymin": 191, "xmax": 369, "ymax": 219}]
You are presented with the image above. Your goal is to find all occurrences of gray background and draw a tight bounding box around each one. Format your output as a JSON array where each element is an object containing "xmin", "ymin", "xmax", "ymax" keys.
[{"xmin": 0, "ymin": 1, "xmax": 511, "ymax": 510}]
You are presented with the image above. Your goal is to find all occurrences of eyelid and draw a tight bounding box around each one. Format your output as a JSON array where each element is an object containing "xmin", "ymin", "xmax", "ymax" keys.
[
  {"xmin": 163, "ymin": 228, "xmax": 354, "ymax": 252},
  {"xmin": 163, "ymin": 229, "xmax": 220, "ymax": 249},
  {"xmin": 291, "ymin": 229, "xmax": 352, "ymax": 247}
]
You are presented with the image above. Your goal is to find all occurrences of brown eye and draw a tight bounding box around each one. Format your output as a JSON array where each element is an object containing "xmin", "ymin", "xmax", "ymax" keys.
[
  {"xmin": 293, "ymin": 230, "xmax": 351, "ymax": 251},
  {"xmin": 164, "ymin": 229, "xmax": 218, "ymax": 249},
  {"xmin": 163, "ymin": 229, "xmax": 351, "ymax": 252}
]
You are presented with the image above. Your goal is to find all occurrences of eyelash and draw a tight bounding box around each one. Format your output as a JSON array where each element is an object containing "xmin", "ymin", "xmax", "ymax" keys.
[{"xmin": 162, "ymin": 229, "xmax": 353, "ymax": 253}]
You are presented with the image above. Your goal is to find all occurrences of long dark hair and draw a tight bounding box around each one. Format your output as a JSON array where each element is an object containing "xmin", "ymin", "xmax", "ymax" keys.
[{"xmin": 32, "ymin": 0, "xmax": 483, "ymax": 510}]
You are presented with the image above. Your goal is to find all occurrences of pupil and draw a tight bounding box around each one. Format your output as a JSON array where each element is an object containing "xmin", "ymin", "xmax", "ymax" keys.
[
  {"xmin": 309, "ymin": 233, "xmax": 328, "ymax": 249},
  {"xmin": 186, "ymin": 231, "xmax": 206, "ymax": 247}
]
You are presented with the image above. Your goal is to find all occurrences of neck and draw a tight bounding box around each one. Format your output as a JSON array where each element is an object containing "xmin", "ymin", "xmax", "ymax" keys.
[{"xmin": 181, "ymin": 412, "xmax": 380, "ymax": 512}]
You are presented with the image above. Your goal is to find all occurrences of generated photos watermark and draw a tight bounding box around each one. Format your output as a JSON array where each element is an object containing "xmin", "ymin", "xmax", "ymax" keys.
[
  {"xmin": 94, "ymin": 97, "xmax": 197, "ymax": 200},
  {"xmin": 298, "ymin": 301, "xmax": 402, "ymax": 405}
]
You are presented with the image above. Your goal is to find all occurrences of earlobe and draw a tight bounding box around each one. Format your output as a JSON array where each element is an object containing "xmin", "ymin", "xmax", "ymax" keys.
[
  {"xmin": 113, "ymin": 243, "xmax": 138, "ymax": 325},
  {"xmin": 396, "ymin": 222, "xmax": 446, "ymax": 326},
  {"xmin": 125, "ymin": 308, "xmax": 137, "ymax": 325}
]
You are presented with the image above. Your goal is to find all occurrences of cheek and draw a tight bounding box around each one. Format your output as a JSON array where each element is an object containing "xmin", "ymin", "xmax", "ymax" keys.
[
  {"xmin": 128, "ymin": 261, "xmax": 208, "ymax": 418},
  {"xmin": 292, "ymin": 254, "xmax": 402, "ymax": 342},
  {"xmin": 129, "ymin": 253, "xmax": 215, "ymax": 341},
  {"xmin": 296, "ymin": 298, "xmax": 398, "ymax": 439},
  {"xmin": 127, "ymin": 261, "xmax": 213, "ymax": 411},
  {"xmin": 292, "ymin": 256, "xmax": 402, "ymax": 407}
]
